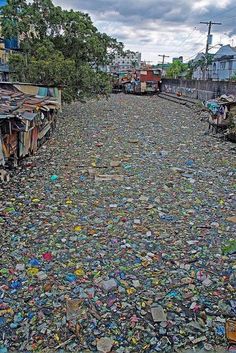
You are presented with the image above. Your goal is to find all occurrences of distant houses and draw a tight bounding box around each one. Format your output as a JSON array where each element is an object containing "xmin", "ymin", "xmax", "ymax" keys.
[
  {"xmin": 109, "ymin": 45, "xmax": 236, "ymax": 82},
  {"xmin": 191, "ymin": 53, "xmax": 210, "ymax": 80},
  {"xmin": 191, "ymin": 45, "xmax": 236, "ymax": 81},
  {"xmin": 110, "ymin": 50, "xmax": 142, "ymax": 74},
  {"xmin": 212, "ymin": 45, "xmax": 236, "ymax": 81},
  {"xmin": 0, "ymin": 37, "xmax": 18, "ymax": 82},
  {"xmin": 154, "ymin": 63, "xmax": 171, "ymax": 77}
]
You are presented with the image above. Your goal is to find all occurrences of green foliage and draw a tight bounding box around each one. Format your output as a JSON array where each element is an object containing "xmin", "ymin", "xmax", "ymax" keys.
[
  {"xmin": 77, "ymin": 64, "xmax": 113, "ymax": 100},
  {"xmin": 190, "ymin": 54, "xmax": 213, "ymax": 70},
  {"xmin": 1, "ymin": 0, "xmax": 124, "ymax": 103},
  {"xmin": 222, "ymin": 240, "xmax": 236, "ymax": 255},
  {"xmin": 8, "ymin": 53, "xmax": 27, "ymax": 81},
  {"xmin": 166, "ymin": 60, "xmax": 188, "ymax": 79},
  {"xmin": 131, "ymin": 60, "xmax": 138, "ymax": 68},
  {"xmin": 230, "ymin": 73, "xmax": 236, "ymax": 81},
  {"xmin": 185, "ymin": 67, "xmax": 194, "ymax": 80}
]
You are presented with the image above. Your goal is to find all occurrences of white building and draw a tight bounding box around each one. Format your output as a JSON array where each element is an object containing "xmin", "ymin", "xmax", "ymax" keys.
[
  {"xmin": 191, "ymin": 53, "xmax": 212, "ymax": 80},
  {"xmin": 173, "ymin": 56, "xmax": 183, "ymax": 63},
  {"xmin": 191, "ymin": 45, "xmax": 236, "ymax": 81},
  {"xmin": 212, "ymin": 45, "xmax": 236, "ymax": 81},
  {"xmin": 111, "ymin": 50, "xmax": 141, "ymax": 73}
]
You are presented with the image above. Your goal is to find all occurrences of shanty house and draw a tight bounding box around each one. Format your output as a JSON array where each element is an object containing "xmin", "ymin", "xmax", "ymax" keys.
[
  {"xmin": 135, "ymin": 69, "xmax": 161, "ymax": 93},
  {"xmin": 0, "ymin": 82, "xmax": 61, "ymax": 167}
]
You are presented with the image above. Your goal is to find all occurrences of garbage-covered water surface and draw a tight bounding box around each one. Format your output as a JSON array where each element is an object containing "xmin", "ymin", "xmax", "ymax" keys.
[{"xmin": 0, "ymin": 94, "xmax": 235, "ymax": 353}]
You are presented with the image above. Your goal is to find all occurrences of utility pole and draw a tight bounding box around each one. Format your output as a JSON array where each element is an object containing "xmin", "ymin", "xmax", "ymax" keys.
[
  {"xmin": 200, "ymin": 21, "xmax": 222, "ymax": 55},
  {"xmin": 158, "ymin": 54, "xmax": 170, "ymax": 71},
  {"xmin": 200, "ymin": 21, "xmax": 222, "ymax": 79}
]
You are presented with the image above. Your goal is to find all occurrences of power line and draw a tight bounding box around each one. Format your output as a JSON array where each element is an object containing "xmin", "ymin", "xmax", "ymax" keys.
[
  {"xmin": 173, "ymin": 27, "xmax": 197, "ymax": 49},
  {"xmin": 185, "ymin": 47, "xmax": 205, "ymax": 62},
  {"xmin": 176, "ymin": 32, "xmax": 207, "ymax": 56},
  {"xmin": 182, "ymin": 32, "xmax": 211, "ymax": 61},
  {"xmin": 175, "ymin": 27, "xmax": 198, "ymax": 54},
  {"xmin": 200, "ymin": 21, "xmax": 222, "ymax": 54}
]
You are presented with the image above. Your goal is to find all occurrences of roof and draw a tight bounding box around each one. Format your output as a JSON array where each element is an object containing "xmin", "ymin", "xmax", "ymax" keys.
[
  {"xmin": 213, "ymin": 55, "xmax": 235, "ymax": 62},
  {"xmin": 137, "ymin": 68, "xmax": 161, "ymax": 72},
  {"xmin": 213, "ymin": 45, "xmax": 236, "ymax": 60},
  {"xmin": 0, "ymin": 84, "xmax": 60, "ymax": 121},
  {"xmin": 2, "ymin": 81, "xmax": 62, "ymax": 88},
  {"xmin": 154, "ymin": 64, "xmax": 171, "ymax": 70},
  {"xmin": 20, "ymin": 111, "xmax": 38, "ymax": 121},
  {"xmin": 0, "ymin": 114, "xmax": 13, "ymax": 120}
]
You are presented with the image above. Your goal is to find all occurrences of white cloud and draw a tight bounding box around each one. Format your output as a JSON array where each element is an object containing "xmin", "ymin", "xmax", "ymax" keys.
[
  {"xmin": 54, "ymin": 0, "xmax": 236, "ymax": 62},
  {"xmin": 193, "ymin": 0, "xmax": 231, "ymax": 10}
]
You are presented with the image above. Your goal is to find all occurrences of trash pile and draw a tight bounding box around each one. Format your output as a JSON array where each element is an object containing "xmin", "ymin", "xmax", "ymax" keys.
[
  {"xmin": 0, "ymin": 94, "xmax": 235, "ymax": 353},
  {"xmin": 205, "ymin": 94, "xmax": 236, "ymax": 141}
]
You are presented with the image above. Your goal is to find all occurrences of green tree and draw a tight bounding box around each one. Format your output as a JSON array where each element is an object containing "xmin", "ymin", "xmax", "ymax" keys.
[
  {"xmin": 192, "ymin": 54, "xmax": 213, "ymax": 72},
  {"xmin": 166, "ymin": 60, "xmax": 188, "ymax": 79},
  {"xmin": 1, "ymin": 0, "xmax": 123, "ymax": 102},
  {"xmin": 230, "ymin": 73, "xmax": 236, "ymax": 81},
  {"xmin": 184, "ymin": 60, "xmax": 195, "ymax": 80}
]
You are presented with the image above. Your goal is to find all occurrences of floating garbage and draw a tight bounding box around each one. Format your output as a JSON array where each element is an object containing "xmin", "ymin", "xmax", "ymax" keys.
[{"xmin": 0, "ymin": 94, "xmax": 235, "ymax": 352}]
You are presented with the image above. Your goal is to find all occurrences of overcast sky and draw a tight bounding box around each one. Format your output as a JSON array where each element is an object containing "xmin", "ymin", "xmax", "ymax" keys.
[{"xmin": 54, "ymin": 0, "xmax": 236, "ymax": 63}]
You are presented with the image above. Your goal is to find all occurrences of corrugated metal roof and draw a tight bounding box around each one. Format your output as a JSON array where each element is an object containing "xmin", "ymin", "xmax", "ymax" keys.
[
  {"xmin": 20, "ymin": 112, "xmax": 38, "ymax": 121},
  {"xmin": 0, "ymin": 114, "xmax": 13, "ymax": 120},
  {"xmin": 0, "ymin": 86, "xmax": 59, "ymax": 117}
]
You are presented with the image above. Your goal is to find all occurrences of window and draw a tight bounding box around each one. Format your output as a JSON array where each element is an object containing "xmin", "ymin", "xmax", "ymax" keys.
[
  {"xmin": 213, "ymin": 63, "xmax": 216, "ymax": 73},
  {"xmin": 220, "ymin": 62, "xmax": 226, "ymax": 70}
]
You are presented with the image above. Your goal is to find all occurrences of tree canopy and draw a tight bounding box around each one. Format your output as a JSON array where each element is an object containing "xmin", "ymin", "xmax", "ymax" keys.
[
  {"xmin": 0, "ymin": 0, "xmax": 124, "ymax": 102},
  {"xmin": 166, "ymin": 60, "xmax": 188, "ymax": 79}
]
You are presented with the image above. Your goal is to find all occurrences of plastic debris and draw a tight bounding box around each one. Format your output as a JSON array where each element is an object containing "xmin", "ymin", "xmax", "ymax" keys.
[
  {"xmin": 50, "ymin": 174, "xmax": 59, "ymax": 181},
  {"xmin": 110, "ymin": 160, "xmax": 121, "ymax": 167},
  {"xmin": 151, "ymin": 304, "xmax": 167, "ymax": 322},
  {"xmin": 97, "ymin": 337, "xmax": 114, "ymax": 353},
  {"xmin": 0, "ymin": 94, "xmax": 235, "ymax": 352},
  {"xmin": 101, "ymin": 278, "xmax": 118, "ymax": 292},
  {"xmin": 95, "ymin": 174, "xmax": 124, "ymax": 181}
]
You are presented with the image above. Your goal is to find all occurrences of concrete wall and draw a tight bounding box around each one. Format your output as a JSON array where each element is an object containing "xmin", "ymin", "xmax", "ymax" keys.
[{"xmin": 162, "ymin": 79, "xmax": 236, "ymax": 101}]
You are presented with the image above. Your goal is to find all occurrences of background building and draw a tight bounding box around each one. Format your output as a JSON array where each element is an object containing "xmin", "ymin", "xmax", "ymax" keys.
[
  {"xmin": 0, "ymin": 0, "xmax": 20, "ymax": 81},
  {"xmin": 173, "ymin": 56, "xmax": 183, "ymax": 63},
  {"xmin": 212, "ymin": 45, "xmax": 236, "ymax": 81},
  {"xmin": 0, "ymin": 38, "xmax": 10, "ymax": 81},
  {"xmin": 110, "ymin": 50, "xmax": 141, "ymax": 73},
  {"xmin": 191, "ymin": 45, "xmax": 236, "ymax": 81},
  {"xmin": 191, "ymin": 52, "xmax": 213, "ymax": 80}
]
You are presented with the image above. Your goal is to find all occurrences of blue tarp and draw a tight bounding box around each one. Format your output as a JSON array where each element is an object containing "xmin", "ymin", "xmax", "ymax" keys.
[
  {"xmin": 0, "ymin": 0, "xmax": 19, "ymax": 50},
  {"xmin": 206, "ymin": 101, "xmax": 220, "ymax": 115},
  {"xmin": 37, "ymin": 87, "xmax": 59, "ymax": 98},
  {"xmin": 38, "ymin": 87, "xmax": 48, "ymax": 97},
  {"xmin": 4, "ymin": 38, "xmax": 19, "ymax": 49}
]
